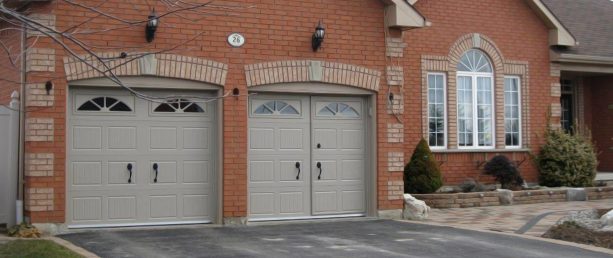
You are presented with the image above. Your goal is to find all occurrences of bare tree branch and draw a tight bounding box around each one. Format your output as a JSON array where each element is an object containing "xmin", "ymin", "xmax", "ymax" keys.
[{"xmin": 0, "ymin": 0, "xmax": 253, "ymax": 105}]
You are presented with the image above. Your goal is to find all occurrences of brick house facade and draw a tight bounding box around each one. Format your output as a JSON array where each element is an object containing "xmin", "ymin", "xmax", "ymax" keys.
[{"xmin": 0, "ymin": 0, "xmax": 600, "ymax": 227}]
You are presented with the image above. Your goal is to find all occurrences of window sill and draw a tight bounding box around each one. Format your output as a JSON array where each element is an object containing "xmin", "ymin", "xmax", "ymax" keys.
[{"xmin": 431, "ymin": 148, "xmax": 531, "ymax": 153}]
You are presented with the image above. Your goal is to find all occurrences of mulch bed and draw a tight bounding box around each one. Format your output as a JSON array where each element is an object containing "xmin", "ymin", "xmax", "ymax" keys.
[{"xmin": 542, "ymin": 209, "xmax": 613, "ymax": 249}]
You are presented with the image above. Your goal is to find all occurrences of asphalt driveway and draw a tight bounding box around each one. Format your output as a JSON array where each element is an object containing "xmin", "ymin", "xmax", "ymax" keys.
[{"xmin": 60, "ymin": 219, "xmax": 610, "ymax": 258}]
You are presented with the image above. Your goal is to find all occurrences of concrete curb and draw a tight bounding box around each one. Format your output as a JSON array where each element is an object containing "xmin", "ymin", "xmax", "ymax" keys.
[{"xmin": 397, "ymin": 219, "xmax": 613, "ymax": 255}]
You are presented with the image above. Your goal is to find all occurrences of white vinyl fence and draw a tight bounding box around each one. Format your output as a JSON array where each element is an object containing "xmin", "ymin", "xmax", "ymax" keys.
[{"xmin": 0, "ymin": 92, "xmax": 19, "ymax": 227}]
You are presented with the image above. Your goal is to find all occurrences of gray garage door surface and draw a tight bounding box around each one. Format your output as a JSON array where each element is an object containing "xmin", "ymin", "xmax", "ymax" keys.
[
  {"xmin": 68, "ymin": 88, "xmax": 216, "ymax": 228},
  {"xmin": 248, "ymin": 95, "xmax": 367, "ymax": 221}
]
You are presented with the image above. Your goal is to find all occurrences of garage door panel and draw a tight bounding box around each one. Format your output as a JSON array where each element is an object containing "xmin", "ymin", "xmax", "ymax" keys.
[
  {"xmin": 249, "ymin": 192, "xmax": 275, "ymax": 215},
  {"xmin": 108, "ymin": 127, "xmax": 137, "ymax": 150},
  {"xmin": 341, "ymin": 190, "xmax": 365, "ymax": 212},
  {"xmin": 249, "ymin": 128, "xmax": 275, "ymax": 150},
  {"xmin": 72, "ymin": 162, "xmax": 102, "ymax": 186},
  {"xmin": 341, "ymin": 160, "xmax": 364, "ymax": 181},
  {"xmin": 183, "ymin": 194, "xmax": 209, "ymax": 218},
  {"xmin": 73, "ymin": 197, "xmax": 103, "ymax": 221},
  {"xmin": 341, "ymin": 129, "xmax": 363, "ymax": 150},
  {"xmin": 312, "ymin": 191, "xmax": 337, "ymax": 214},
  {"xmin": 249, "ymin": 95, "xmax": 366, "ymax": 220},
  {"xmin": 314, "ymin": 160, "xmax": 337, "ymax": 181},
  {"xmin": 108, "ymin": 161, "xmax": 136, "ymax": 185},
  {"xmin": 73, "ymin": 126, "xmax": 102, "ymax": 150},
  {"xmin": 150, "ymin": 161, "xmax": 177, "ymax": 184},
  {"xmin": 312, "ymin": 97, "xmax": 366, "ymax": 216},
  {"xmin": 279, "ymin": 160, "xmax": 306, "ymax": 182},
  {"xmin": 183, "ymin": 128, "xmax": 209, "ymax": 149},
  {"xmin": 149, "ymin": 195, "xmax": 178, "ymax": 219},
  {"xmin": 69, "ymin": 88, "xmax": 216, "ymax": 227},
  {"xmin": 183, "ymin": 161, "xmax": 209, "ymax": 184},
  {"xmin": 279, "ymin": 129, "xmax": 304, "ymax": 150},
  {"xmin": 107, "ymin": 196, "xmax": 137, "ymax": 220},
  {"xmin": 279, "ymin": 192, "xmax": 305, "ymax": 214},
  {"xmin": 313, "ymin": 129, "xmax": 337, "ymax": 149},
  {"xmin": 249, "ymin": 160, "xmax": 274, "ymax": 183},
  {"xmin": 150, "ymin": 127, "xmax": 177, "ymax": 150}
]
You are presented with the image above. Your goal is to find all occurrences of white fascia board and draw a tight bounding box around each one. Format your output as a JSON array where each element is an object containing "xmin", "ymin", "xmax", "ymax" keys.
[
  {"xmin": 382, "ymin": 0, "xmax": 428, "ymax": 29},
  {"xmin": 524, "ymin": 0, "xmax": 576, "ymax": 46}
]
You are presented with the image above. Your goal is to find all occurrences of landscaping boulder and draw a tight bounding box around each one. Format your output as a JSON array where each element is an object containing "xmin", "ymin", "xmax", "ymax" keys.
[
  {"xmin": 496, "ymin": 189, "xmax": 513, "ymax": 205},
  {"xmin": 556, "ymin": 209, "xmax": 601, "ymax": 230},
  {"xmin": 403, "ymin": 193, "xmax": 430, "ymax": 220},
  {"xmin": 436, "ymin": 186, "xmax": 461, "ymax": 193},
  {"xmin": 601, "ymin": 209, "xmax": 613, "ymax": 228}
]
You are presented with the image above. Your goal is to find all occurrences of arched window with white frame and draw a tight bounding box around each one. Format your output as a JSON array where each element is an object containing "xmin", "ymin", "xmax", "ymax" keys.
[{"xmin": 457, "ymin": 49, "xmax": 494, "ymax": 148}]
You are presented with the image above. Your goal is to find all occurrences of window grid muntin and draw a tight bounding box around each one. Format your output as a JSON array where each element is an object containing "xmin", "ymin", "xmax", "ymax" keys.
[
  {"xmin": 457, "ymin": 73, "xmax": 495, "ymax": 149},
  {"xmin": 253, "ymin": 100, "xmax": 300, "ymax": 115},
  {"xmin": 77, "ymin": 96, "xmax": 133, "ymax": 112},
  {"xmin": 427, "ymin": 73, "xmax": 446, "ymax": 148},
  {"xmin": 316, "ymin": 102, "xmax": 360, "ymax": 118},
  {"xmin": 457, "ymin": 49, "xmax": 493, "ymax": 73},
  {"xmin": 504, "ymin": 76, "xmax": 521, "ymax": 148},
  {"xmin": 153, "ymin": 99, "xmax": 205, "ymax": 113}
]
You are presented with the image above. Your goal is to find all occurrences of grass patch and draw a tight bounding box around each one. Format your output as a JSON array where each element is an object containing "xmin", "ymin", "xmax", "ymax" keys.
[{"xmin": 0, "ymin": 240, "xmax": 82, "ymax": 258}]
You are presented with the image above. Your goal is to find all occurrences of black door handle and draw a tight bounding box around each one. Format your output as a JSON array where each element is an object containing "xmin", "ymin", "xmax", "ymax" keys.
[
  {"xmin": 295, "ymin": 162, "xmax": 301, "ymax": 180},
  {"xmin": 153, "ymin": 163, "xmax": 159, "ymax": 183},
  {"xmin": 317, "ymin": 143, "xmax": 321, "ymax": 149},
  {"xmin": 127, "ymin": 163, "xmax": 133, "ymax": 183},
  {"xmin": 316, "ymin": 162, "xmax": 322, "ymax": 180}
]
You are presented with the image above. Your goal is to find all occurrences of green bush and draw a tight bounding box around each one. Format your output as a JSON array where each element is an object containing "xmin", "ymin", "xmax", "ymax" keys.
[
  {"xmin": 404, "ymin": 138, "xmax": 443, "ymax": 194},
  {"xmin": 483, "ymin": 155, "xmax": 524, "ymax": 190},
  {"xmin": 535, "ymin": 127, "xmax": 597, "ymax": 187}
]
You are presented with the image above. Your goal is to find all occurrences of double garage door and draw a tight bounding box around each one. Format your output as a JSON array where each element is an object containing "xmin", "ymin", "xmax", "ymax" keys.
[
  {"xmin": 68, "ymin": 88, "xmax": 216, "ymax": 228},
  {"xmin": 248, "ymin": 95, "xmax": 368, "ymax": 220}
]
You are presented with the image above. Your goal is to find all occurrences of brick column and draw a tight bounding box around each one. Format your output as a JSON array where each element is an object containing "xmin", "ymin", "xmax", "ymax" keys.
[{"xmin": 378, "ymin": 34, "xmax": 407, "ymax": 218}]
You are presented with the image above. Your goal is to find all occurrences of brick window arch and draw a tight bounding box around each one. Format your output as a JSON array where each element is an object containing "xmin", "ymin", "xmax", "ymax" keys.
[{"xmin": 421, "ymin": 33, "xmax": 530, "ymax": 150}]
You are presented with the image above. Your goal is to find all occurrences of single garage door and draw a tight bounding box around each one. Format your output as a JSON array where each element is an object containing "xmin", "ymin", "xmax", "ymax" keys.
[
  {"xmin": 68, "ymin": 88, "xmax": 217, "ymax": 228},
  {"xmin": 248, "ymin": 95, "xmax": 367, "ymax": 221}
]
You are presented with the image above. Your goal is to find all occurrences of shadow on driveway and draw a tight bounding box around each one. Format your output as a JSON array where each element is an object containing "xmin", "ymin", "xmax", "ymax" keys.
[{"xmin": 60, "ymin": 219, "xmax": 610, "ymax": 258}]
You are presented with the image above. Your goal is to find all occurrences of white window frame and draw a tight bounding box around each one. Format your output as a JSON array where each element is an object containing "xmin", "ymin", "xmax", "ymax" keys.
[
  {"xmin": 504, "ymin": 76, "xmax": 522, "ymax": 149},
  {"xmin": 427, "ymin": 72, "xmax": 447, "ymax": 149},
  {"xmin": 456, "ymin": 71, "xmax": 496, "ymax": 150}
]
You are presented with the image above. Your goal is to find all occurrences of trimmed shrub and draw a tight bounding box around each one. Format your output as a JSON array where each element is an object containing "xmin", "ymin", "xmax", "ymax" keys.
[
  {"xmin": 483, "ymin": 155, "xmax": 524, "ymax": 190},
  {"xmin": 404, "ymin": 138, "xmax": 443, "ymax": 194},
  {"xmin": 535, "ymin": 127, "xmax": 597, "ymax": 187}
]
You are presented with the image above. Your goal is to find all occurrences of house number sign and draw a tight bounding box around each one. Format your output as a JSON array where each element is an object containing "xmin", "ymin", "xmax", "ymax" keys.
[{"xmin": 227, "ymin": 33, "xmax": 245, "ymax": 47}]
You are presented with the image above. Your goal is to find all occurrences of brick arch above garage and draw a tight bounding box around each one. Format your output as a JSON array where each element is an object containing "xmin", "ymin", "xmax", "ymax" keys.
[
  {"xmin": 63, "ymin": 53, "xmax": 229, "ymax": 86},
  {"xmin": 245, "ymin": 60, "xmax": 382, "ymax": 92}
]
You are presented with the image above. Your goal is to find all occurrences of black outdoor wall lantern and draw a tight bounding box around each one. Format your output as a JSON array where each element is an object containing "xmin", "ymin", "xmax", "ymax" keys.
[
  {"xmin": 312, "ymin": 21, "xmax": 325, "ymax": 51},
  {"xmin": 145, "ymin": 9, "xmax": 159, "ymax": 43}
]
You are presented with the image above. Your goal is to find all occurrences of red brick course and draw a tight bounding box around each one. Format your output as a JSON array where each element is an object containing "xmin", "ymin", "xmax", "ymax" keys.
[
  {"xmin": 0, "ymin": 0, "xmax": 563, "ymax": 223},
  {"xmin": 405, "ymin": 0, "xmax": 558, "ymax": 185}
]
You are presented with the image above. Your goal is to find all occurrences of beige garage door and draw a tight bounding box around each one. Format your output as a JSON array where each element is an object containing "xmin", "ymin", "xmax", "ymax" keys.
[
  {"xmin": 248, "ymin": 94, "xmax": 367, "ymax": 221},
  {"xmin": 68, "ymin": 88, "xmax": 216, "ymax": 228}
]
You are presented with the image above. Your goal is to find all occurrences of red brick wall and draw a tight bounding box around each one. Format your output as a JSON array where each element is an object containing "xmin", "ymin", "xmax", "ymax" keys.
[
  {"xmin": 24, "ymin": 0, "xmax": 392, "ymax": 222},
  {"xmin": 5, "ymin": 0, "xmax": 567, "ymax": 223},
  {"xmin": 584, "ymin": 76, "xmax": 613, "ymax": 171},
  {"xmin": 405, "ymin": 0, "xmax": 558, "ymax": 185}
]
